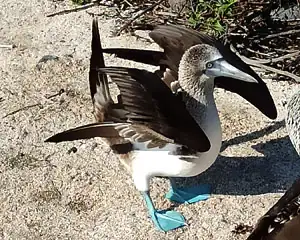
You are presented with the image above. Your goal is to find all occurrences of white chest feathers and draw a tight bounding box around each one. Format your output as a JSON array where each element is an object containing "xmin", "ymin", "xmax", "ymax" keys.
[{"xmin": 130, "ymin": 103, "xmax": 222, "ymax": 192}]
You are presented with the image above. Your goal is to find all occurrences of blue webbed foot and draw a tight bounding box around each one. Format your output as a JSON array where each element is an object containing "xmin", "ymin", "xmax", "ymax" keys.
[
  {"xmin": 165, "ymin": 178, "xmax": 211, "ymax": 204},
  {"xmin": 151, "ymin": 209, "xmax": 186, "ymax": 232},
  {"xmin": 142, "ymin": 191, "xmax": 186, "ymax": 232}
]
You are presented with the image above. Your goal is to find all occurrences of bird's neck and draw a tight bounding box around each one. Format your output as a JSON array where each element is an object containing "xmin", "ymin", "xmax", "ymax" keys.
[
  {"xmin": 178, "ymin": 70, "xmax": 217, "ymax": 125},
  {"xmin": 183, "ymin": 83, "xmax": 216, "ymax": 127},
  {"xmin": 178, "ymin": 69, "xmax": 222, "ymax": 157}
]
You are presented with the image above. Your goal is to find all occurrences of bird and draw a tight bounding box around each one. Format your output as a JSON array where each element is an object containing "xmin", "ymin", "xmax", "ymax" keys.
[
  {"xmin": 247, "ymin": 178, "xmax": 300, "ymax": 240},
  {"xmin": 46, "ymin": 19, "xmax": 277, "ymax": 232},
  {"xmin": 102, "ymin": 24, "xmax": 277, "ymax": 120},
  {"xmin": 286, "ymin": 90, "xmax": 300, "ymax": 156},
  {"xmin": 247, "ymin": 87, "xmax": 300, "ymax": 240}
]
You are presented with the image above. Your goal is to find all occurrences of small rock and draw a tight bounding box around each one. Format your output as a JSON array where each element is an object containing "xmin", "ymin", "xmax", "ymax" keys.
[{"xmin": 68, "ymin": 147, "xmax": 78, "ymax": 154}]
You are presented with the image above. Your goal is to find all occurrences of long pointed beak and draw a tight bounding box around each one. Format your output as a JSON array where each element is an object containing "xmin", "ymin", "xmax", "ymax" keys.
[{"xmin": 206, "ymin": 59, "xmax": 258, "ymax": 83}]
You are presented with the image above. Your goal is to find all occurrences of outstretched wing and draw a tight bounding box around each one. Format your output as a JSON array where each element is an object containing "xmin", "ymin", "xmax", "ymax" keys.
[
  {"xmin": 96, "ymin": 67, "xmax": 211, "ymax": 152},
  {"xmin": 46, "ymin": 66, "xmax": 210, "ymax": 152},
  {"xmin": 102, "ymin": 24, "xmax": 277, "ymax": 119}
]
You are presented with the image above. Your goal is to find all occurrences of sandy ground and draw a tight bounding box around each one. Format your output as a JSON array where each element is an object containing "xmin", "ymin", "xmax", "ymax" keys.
[{"xmin": 1, "ymin": 1, "xmax": 300, "ymax": 239}]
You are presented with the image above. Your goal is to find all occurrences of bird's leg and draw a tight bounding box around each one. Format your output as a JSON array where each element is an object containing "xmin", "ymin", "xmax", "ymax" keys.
[
  {"xmin": 165, "ymin": 177, "xmax": 211, "ymax": 204},
  {"xmin": 142, "ymin": 191, "xmax": 186, "ymax": 232}
]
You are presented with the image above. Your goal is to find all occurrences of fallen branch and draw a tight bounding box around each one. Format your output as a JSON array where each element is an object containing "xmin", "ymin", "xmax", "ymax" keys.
[
  {"xmin": 45, "ymin": 89, "xmax": 65, "ymax": 99},
  {"xmin": 261, "ymin": 51, "xmax": 300, "ymax": 64},
  {"xmin": 3, "ymin": 89, "xmax": 65, "ymax": 118},
  {"xmin": 242, "ymin": 56, "xmax": 300, "ymax": 83},
  {"xmin": 46, "ymin": 0, "xmax": 113, "ymax": 17},
  {"xmin": 123, "ymin": 0, "xmax": 133, "ymax": 7},
  {"xmin": 3, "ymin": 103, "xmax": 41, "ymax": 118},
  {"xmin": 0, "ymin": 44, "xmax": 15, "ymax": 49},
  {"xmin": 155, "ymin": 11, "xmax": 178, "ymax": 17},
  {"xmin": 246, "ymin": 51, "xmax": 300, "ymax": 64},
  {"xmin": 258, "ymin": 29, "xmax": 300, "ymax": 40},
  {"xmin": 226, "ymin": 32, "xmax": 247, "ymax": 37},
  {"xmin": 246, "ymin": 48, "xmax": 273, "ymax": 57},
  {"xmin": 231, "ymin": 45, "xmax": 300, "ymax": 82},
  {"xmin": 116, "ymin": 0, "xmax": 164, "ymax": 36}
]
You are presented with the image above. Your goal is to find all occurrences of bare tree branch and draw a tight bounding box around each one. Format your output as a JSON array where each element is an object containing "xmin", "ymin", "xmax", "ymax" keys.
[
  {"xmin": 116, "ymin": 0, "xmax": 164, "ymax": 36},
  {"xmin": 46, "ymin": 0, "xmax": 113, "ymax": 17}
]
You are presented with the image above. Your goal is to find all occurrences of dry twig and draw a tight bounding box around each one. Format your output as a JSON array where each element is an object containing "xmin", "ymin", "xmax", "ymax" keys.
[
  {"xmin": 3, "ymin": 103, "xmax": 42, "ymax": 118},
  {"xmin": 45, "ymin": 89, "xmax": 65, "ymax": 99},
  {"xmin": 116, "ymin": 0, "xmax": 164, "ymax": 36},
  {"xmin": 0, "ymin": 44, "xmax": 15, "ymax": 49},
  {"xmin": 3, "ymin": 89, "xmax": 65, "ymax": 118},
  {"xmin": 46, "ymin": 0, "xmax": 113, "ymax": 17},
  {"xmin": 231, "ymin": 44, "xmax": 300, "ymax": 82},
  {"xmin": 257, "ymin": 51, "xmax": 300, "ymax": 64},
  {"xmin": 262, "ymin": 29, "xmax": 300, "ymax": 40},
  {"xmin": 242, "ymin": 56, "xmax": 300, "ymax": 83},
  {"xmin": 243, "ymin": 51, "xmax": 300, "ymax": 64}
]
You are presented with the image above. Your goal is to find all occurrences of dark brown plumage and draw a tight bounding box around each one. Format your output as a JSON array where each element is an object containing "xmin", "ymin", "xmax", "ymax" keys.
[
  {"xmin": 247, "ymin": 178, "xmax": 300, "ymax": 240},
  {"xmin": 102, "ymin": 24, "xmax": 277, "ymax": 120},
  {"xmin": 46, "ymin": 19, "xmax": 211, "ymax": 153},
  {"xmin": 46, "ymin": 19, "xmax": 279, "ymax": 232}
]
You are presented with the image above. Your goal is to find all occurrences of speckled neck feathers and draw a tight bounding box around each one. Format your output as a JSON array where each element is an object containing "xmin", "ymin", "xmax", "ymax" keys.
[
  {"xmin": 286, "ymin": 90, "xmax": 300, "ymax": 155},
  {"xmin": 178, "ymin": 44, "xmax": 219, "ymax": 126}
]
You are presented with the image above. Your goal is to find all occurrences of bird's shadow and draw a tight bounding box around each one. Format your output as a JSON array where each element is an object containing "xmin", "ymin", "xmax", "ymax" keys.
[{"xmin": 172, "ymin": 121, "xmax": 300, "ymax": 196}]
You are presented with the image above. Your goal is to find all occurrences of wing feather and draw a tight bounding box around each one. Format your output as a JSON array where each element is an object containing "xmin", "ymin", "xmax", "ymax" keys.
[
  {"xmin": 97, "ymin": 67, "xmax": 211, "ymax": 152},
  {"xmin": 247, "ymin": 178, "xmax": 300, "ymax": 240},
  {"xmin": 47, "ymin": 21, "xmax": 211, "ymax": 153},
  {"xmin": 102, "ymin": 24, "xmax": 277, "ymax": 119}
]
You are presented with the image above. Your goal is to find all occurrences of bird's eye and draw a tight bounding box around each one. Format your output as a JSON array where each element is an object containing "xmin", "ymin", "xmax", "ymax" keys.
[{"xmin": 206, "ymin": 62, "xmax": 213, "ymax": 69}]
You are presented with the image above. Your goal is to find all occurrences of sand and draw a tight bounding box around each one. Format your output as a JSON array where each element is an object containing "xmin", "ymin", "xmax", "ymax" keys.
[{"xmin": 1, "ymin": 1, "xmax": 300, "ymax": 239}]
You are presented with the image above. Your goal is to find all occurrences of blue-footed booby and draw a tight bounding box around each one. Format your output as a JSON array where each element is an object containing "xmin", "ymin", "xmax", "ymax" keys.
[
  {"xmin": 247, "ymin": 89, "xmax": 300, "ymax": 240},
  {"xmin": 247, "ymin": 178, "xmax": 300, "ymax": 240},
  {"xmin": 102, "ymin": 24, "xmax": 277, "ymax": 119},
  {"xmin": 286, "ymin": 90, "xmax": 300, "ymax": 156},
  {"xmin": 46, "ymin": 19, "xmax": 277, "ymax": 231}
]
